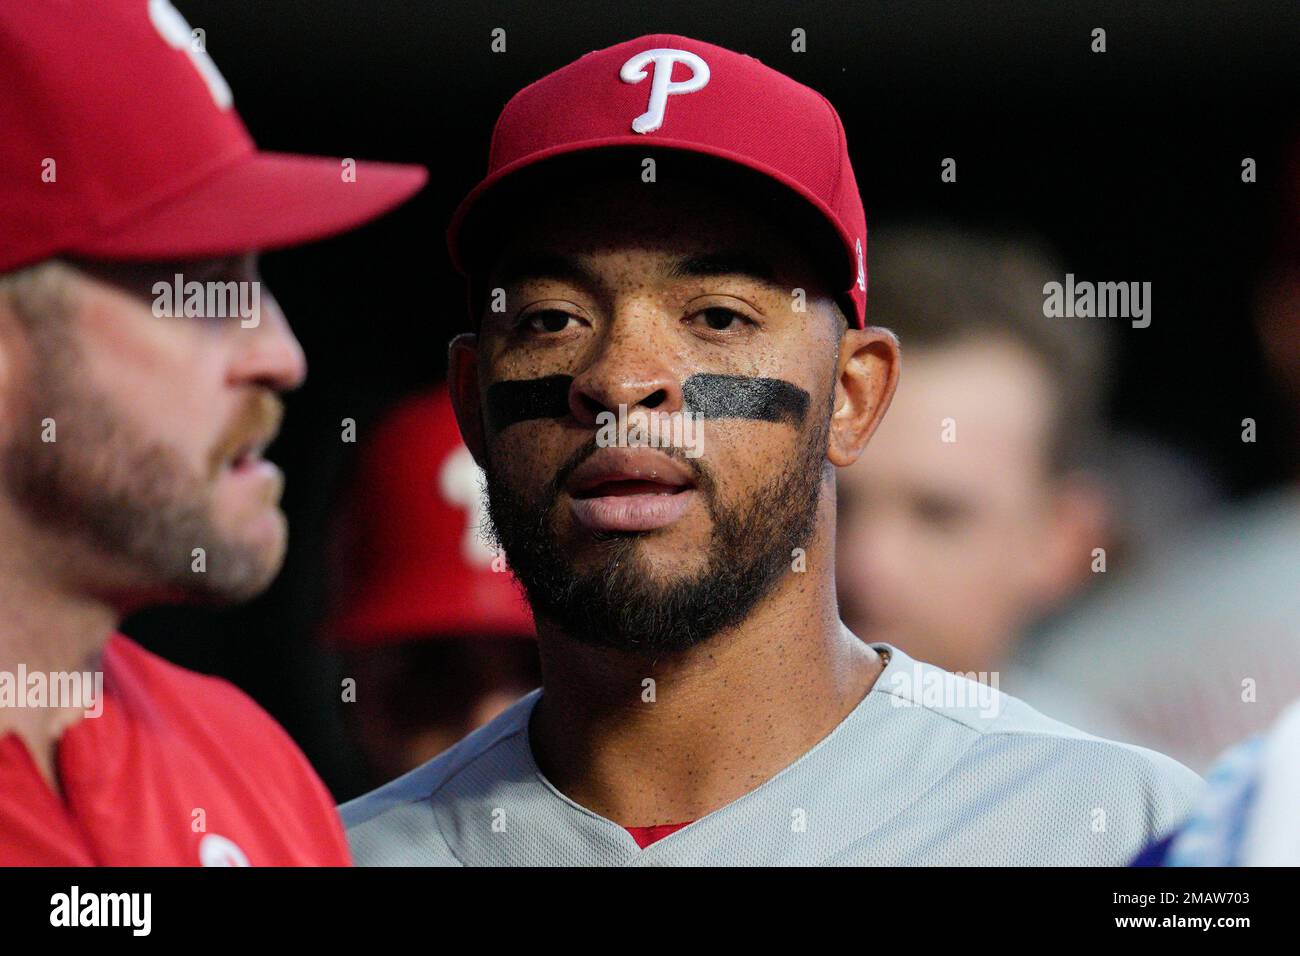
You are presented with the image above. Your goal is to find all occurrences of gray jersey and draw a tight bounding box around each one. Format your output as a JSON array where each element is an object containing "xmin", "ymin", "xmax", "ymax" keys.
[{"xmin": 341, "ymin": 638, "xmax": 1201, "ymax": 865}]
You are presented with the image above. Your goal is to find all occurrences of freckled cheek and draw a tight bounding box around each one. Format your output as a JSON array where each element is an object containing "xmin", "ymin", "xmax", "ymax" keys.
[
  {"xmin": 486, "ymin": 351, "xmax": 529, "ymax": 381},
  {"xmin": 696, "ymin": 421, "xmax": 800, "ymax": 501},
  {"xmin": 485, "ymin": 339, "xmax": 585, "ymax": 381}
]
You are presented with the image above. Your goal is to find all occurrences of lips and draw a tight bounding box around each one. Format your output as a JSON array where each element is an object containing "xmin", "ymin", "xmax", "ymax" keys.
[
  {"xmin": 213, "ymin": 422, "xmax": 282, "ymax": 485},
  {"xmin": 565, "ymin": 449, "xmax": 697, "ymax": 532},
  {"xmin": 211, "ymin": 393, "xmax": 284, "ymax": 477},
  {"xmin": 217, "ymin": 421, "xmax": 277, "ymax": 475},
  {"xmin": 227, "ymin": 435, "xmax": 272, "ymax": 471}
]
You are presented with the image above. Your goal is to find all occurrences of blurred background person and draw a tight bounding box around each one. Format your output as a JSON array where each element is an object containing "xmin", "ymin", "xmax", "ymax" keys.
[
  {"xmin": 1017, "ymin": 140, "xmax": 1300, "ymax": 772},
  {"xmin": 324, "ymin": 387, "xmax": 539, "ymax": 789},
  {"xmin": 836, "ymin": 227, "xmax": 1116, "ymax": 676}
]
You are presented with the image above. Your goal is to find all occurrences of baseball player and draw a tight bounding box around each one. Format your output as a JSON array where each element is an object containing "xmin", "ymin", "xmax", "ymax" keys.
[
  {"xmin": 0, "ymin": 1, "xmax": 424, "ymax": 864},
  {"xmin": 342, "ymin": 34, "xmax": 1199, "ymax": 865},
  {"xmin": 326, "ymin": 387, "xmax": 538, "ymax": 787}
]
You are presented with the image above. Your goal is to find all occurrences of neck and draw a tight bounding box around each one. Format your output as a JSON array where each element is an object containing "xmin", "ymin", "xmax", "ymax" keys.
[
  {"xmin": 529, "ymin": 522, "xmax": 883, "ymax": 827},
  {"xmin": 0, "ymin": 511, "xmax": 119, "ymax": 791}
]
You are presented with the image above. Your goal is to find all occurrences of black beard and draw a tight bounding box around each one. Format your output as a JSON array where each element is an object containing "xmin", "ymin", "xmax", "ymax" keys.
[{"xmin": 482, "ymin": 417, "xmax": 830, "ymax": 656}]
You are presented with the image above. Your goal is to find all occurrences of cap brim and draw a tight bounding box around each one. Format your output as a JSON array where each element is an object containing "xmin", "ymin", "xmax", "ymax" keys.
[
  {"xmin": 447, "ymin": 139, "xmax": 852, "ymax": 277},
  {"xmin": 446, "ymin": 139, "xmax": 860, "ymax": 325},
  {"xmin": 74, "ymin": 151, "xmax": 427, "ymax": 261}
]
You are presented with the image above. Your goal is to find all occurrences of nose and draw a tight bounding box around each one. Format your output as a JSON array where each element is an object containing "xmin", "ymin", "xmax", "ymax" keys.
[
  {"xmin": 567, "ymin": 313, "xmax": 684, "ymax": 426},
  {"xmin": 228, "ymin": 288, "xmax": 308, "ymax": 393}
]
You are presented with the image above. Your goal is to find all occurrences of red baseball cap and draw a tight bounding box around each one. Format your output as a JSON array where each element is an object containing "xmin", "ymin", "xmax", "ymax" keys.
[
  {"xmin": 328, "ymin": 388, "xmax": 535, "ymax": 648},
  {"xmin": 0, "ymin": 0, "xmax": 427, "ymax": 274},
  {"xmin": 447, "ymin": 34, "xmax": 868, "ymax": 328}
]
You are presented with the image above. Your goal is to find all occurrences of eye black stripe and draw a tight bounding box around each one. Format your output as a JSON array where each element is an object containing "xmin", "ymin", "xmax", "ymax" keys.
[
  {"xmin": 486, "ymin": 375, "xmax": 573, "ymax": 431},
  {"xmin": 484, "ymin": 373, "xmax": 809, "ymax": 430},
  {"xmin": 682, "ymin": 374, "xmax": 808, "ymax": 425}
]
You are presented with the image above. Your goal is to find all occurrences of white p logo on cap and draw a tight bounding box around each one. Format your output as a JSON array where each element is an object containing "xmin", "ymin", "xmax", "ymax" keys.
[
  {"xmin": 439, "ymin": 445, "xmax": 496, "ymax": 568},
  {"xmin": 620, "ymin": 48, "xmax": 710, "ymax": 134},
  {"xmin": 148, "ymin": 0, "xmax": 233, "ymax": 109}
]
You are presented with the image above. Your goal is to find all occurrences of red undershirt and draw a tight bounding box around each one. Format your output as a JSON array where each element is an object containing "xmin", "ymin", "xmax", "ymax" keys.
[{"xmin": 624, "ymin": 821, "xmax": 693, "ymax": 848}]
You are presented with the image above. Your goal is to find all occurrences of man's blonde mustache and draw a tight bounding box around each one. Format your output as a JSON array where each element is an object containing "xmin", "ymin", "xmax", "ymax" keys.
[{"xmin": 208, "ymin": 391, "xmax": 283, "ymax": 475}]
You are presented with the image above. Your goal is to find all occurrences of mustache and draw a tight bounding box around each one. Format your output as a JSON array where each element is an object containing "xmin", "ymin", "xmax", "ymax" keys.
[
  {"xmin": 208, "ymin": 391, "xmax": 284, "ymax": 474},
  {"xmin": 484, "ymin": 373, "xmax": 810, "ymax": 432}
]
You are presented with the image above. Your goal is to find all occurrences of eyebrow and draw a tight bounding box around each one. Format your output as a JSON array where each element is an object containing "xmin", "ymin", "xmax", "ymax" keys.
[
  {"xmin": 491, "ymin": 251, "xmax": 603, "ymax": 291},
  {"xmin": 490, "ymin": 249, "xmax": 780, "ymax": 291},
  {"xmin": 663, "ymin": 250, "xmax": 779, "ymax": 286}
]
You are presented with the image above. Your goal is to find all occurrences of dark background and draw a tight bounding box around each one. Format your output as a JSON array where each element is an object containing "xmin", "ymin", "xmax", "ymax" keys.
[{"xmin": 127, "ymin": 1, "xmax": 1300, "ymax": 801}]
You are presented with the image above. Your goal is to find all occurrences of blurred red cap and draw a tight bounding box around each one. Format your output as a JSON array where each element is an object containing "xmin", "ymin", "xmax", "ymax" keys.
[
  {"xmin": 0, "ymin": 0, "xmax": 427, "ymax": 274},
  {"xmin": 328, "ymin": 388, "xmax": 534, "ymax": 647}
]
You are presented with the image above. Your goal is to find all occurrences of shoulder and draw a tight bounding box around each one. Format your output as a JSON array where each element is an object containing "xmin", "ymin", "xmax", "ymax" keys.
[
  {"xmin": 871, "ymin": 645, "xmax": 1203, "ymax": 812},
  {"xmin": 106, "ymin": 633, "xmax": 270, "ymax": 722},
  {"xmin": 339, "ymin": 689, "xmax": 541, "ymax": 866}
]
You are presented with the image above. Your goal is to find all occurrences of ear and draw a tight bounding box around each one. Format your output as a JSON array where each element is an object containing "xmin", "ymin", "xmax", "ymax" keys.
[
  {"xmin": 448, "ymin": 332, "xmax": 488, "ymax": 469},
  {"xmin": 0, "ymin": 296, "xmax": 26, "ymax": 437},
  {"xmin": 827, "ymin": 327, "xmax": 901, "ymax": 468}
]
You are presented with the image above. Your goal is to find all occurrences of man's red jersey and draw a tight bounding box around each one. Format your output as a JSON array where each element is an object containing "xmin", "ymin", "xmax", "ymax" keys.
[{"xmin": 0, "ymin": 634, "xmax": 350, "ymax": 866}]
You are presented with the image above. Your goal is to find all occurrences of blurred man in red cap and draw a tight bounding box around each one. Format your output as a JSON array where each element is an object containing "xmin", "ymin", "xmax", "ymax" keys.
[
  {"xmin": 328, "ymin": 387, "xmax": 538, "ymax": 787},
  {"xmin": 0, "ymin": 1, "xmax": 425, "ymax": 864}
]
